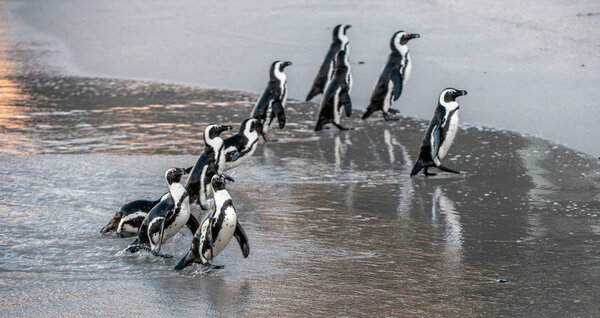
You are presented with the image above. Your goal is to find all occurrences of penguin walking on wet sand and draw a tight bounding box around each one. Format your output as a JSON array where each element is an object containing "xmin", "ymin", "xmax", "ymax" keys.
[
  {"xmin": 175, "ymin": 174, "xmax": 250, "ymax": 270},
  {"xmin": 101, "ymin": 192, "xmax": 169, "ymax": 237},
  {"xmin": 251, "ymin": 61, "xmax": 292, "ymax": 142},
  {"xmin": 362, "ymin": 31, "xmax": 420, "ymax": 121},
  {"xmin": 314, "ymin": 49, "xmax": 353, "ymax": 131},
  {"xmin": 411, "ymin": 88, "xmax": 467, "ymax": 177},
  {"xmin": 184, "ymin": 124, "xmax": 232, "ymax": 210},
  {"xmin": 128, "ymin": 168, "xmax": 194, "ymax": 256},
  {"xmin": 306, "ymin": 24, "xmax": 351, "ymax": 101},
  {"xmin": 223, "ymin": 118, "xmax": 262, "ymax": 170}
]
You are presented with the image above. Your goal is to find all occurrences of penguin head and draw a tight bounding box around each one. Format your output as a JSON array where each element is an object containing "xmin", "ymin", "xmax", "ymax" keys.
[
  {"xmin": 101, "ymin": 209, "xmax": 123, "ymax": 234},
  {"xmin": 439, "ymin": 88, "xmax": 468, "ymax": 105},
  {"xmin": 211, "ymin": 174, "xmax": 227, "ymax": 191},
  {"xmin": 332, "ymin": 24, "xmax": 351, "ymax": 43},
  {"xmin": 203, "ymin": 124, "xmax": 233, "ymax": 147},
  {"xmin": 270, "ymin": 61, "xmax": 292, "ymax": 81},
  {"xmin": 391, "ymin": 31, "xmax": 420, "ymax": 52},
  {"xmin": 165, "ymin": 167, "xmax": 186, "ymax": 185},
  {"xmin": 240, "ymin": 117, "xmax": 261, "ymax": 136}
]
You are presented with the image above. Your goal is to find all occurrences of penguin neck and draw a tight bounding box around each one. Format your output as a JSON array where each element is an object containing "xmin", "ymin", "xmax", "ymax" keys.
[
  {"xmin": 274, "ymin": 67, "xmax": 286, "ymax": 84},
  {"xmin": 167, "ymin": 181, "xmax": 185, "ymax": 201},
  {"xmin": 439, "ymin": 99, "xmax": 459, "ymax": 112},
  {"xmin": 213, "ymin": 189, "xmax": 232, "ymax": 207},
  {"xmin": 393, "ymin": 44, "xmax": 408, "ymax": 56},
  {"xmin": 207, "ymin": 137, "xmax": 225, "ymax": 173}
]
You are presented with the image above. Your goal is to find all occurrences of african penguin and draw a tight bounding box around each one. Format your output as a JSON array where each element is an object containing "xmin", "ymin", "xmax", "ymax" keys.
[
  {"xmin": 362, "ymin": 31, "xmax": 420, "ymax": 121},
  {"xmin": 101, "ymin": 192, "xmax": 169, "ymax": 237},
  {"xmin": 411, "ymin": 88, "xmax": 467, "ymax": 177},
  {"xmin": 251, "ymin": 61, "xmax": 292, "ymax": 142},
  {"xmin": 175, "ymin": 174, "xmax": 250, "ymax": 270},
  {"xmin": 184, "ymin": 124, "xmax": 232, "ymax": 210},
  {"xmin": 306, "ymin": 24, "xmax": 351, "ymax": 101},
  {"xmin": 223, "ymin": 118, "xmax": 261, "ymax": 170},
  {"xmin": 314, "ymin": 49, "xmax": 353, "ymax": 131},
  {"xmin": 127, "ymin": 168, "xmax": 195, "ymax": 256}
]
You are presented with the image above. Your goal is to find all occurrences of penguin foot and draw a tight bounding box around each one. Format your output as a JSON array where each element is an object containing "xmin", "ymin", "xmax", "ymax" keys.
[
  {"xmin": 438, "ymin": 165, "xmax": 461, "ymax": 174},
  {"xmin": 383, "ymin": 113, "xmax": 399, "ymax": 121},
  {"xmin": 388, "ymin": 108, "xmax": 400, "ymax": 114},
  {"xmin": 152, "ymin": 251, "xmax": 173, "ymax": 259},
  {"xmin": 205, "ymin": 263, "xmax": 225, "ymax": 270},
  {"xmin": 262, "ymin": 135, "xmax": 278, "ymax": 142},
  {"xmin": 333, "ymin": 123, "xmax": 351, "ymax": 131},
  {"xmin": 423, "ymin": 167, "xmax": 437, "ymax": 176}
]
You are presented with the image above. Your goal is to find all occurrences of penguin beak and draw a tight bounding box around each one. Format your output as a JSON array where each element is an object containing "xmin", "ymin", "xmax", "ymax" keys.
[
  {"xmin": 255, "ymin": 118, "xmax": 264, "ymax": 126},
  {"xmin": 456, "ymin": 90, "xmax": 468, "ymax": 97},
  {"xmin": 175, "ymin": 167, "xmax": 186, "ymax": 176},
  {"xmin": 346, "ymin": 25, "xmax": 352, "ymax": 30},
  {"xmin": 101, "ymin": 217, "xmax": 118, "ymax": 234},
  {"xmin": 217, "ymin": 125, "xmax": 233, "ymax": 133},
  {"xmin": 282, "ymin": 61, "xmax": 292, "ymax": 69},
  {"xmin": 409, "ymin": 33, "xmax": 420, "ymax": 39}
]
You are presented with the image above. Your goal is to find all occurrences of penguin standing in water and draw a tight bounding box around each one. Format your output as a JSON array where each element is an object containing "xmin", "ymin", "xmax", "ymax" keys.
[
  {"xmin": 314, "ymin": 49, "xmax": 353, "ymax": 131},
  {"xmin": 223, "ymin": 118, "xmax": 261, "ymax": 170},
  {"xmin": 306, "ymin": 24, "xmax": 351, "ymax": 101},
  {"xmin": 411, "ymin": 88, "xmax": 467, "ymax": 177},
  {"xmin": 362, "ymin": 31, "xmax": 420, "ymax": 121},
  {"xmin": 184, "ymin": 124, "xmax": 232, "ymax": 210},
  {"xmin": 175, "ymin": 174, "xmax": 250, "ymax": 270},
  {"xmin": 101, "ymin": 192, "xmax": 169, "ymax": 237},
  {"xmin": 251, "ymin": 61, "xmax": 292, "ymax": 142},
  {"xmin": 128, "ymin": 168, "xmax": 194, "ymax": 256}
]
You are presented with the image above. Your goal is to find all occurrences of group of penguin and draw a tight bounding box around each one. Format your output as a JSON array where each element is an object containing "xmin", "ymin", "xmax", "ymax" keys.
[{"xmin": 100, "ymin": 24, "xmax": 468, "ymax": 270}]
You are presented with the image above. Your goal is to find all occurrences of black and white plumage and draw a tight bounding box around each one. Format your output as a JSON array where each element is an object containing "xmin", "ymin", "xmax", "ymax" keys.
[
  {"xmin": 251, "ymin": 61, "xmax": 292, "ymax": 142},
  {"xmin": 314, "ymin": 49, "xmax": 353, "ymax": 131},
  {"xmin": 306, "ymin": 24, "xmax": 351, "ymax": 102},
  {"xmin": 128, "ymin": 168, "xmax": 197, "ymax": 256},
  {"xmin": 184, "ymin": 124, "xmax": 232, "ymax": 210},
  {"xmin": 362, "ymin": 31, "xmax": 420, "ymax": 121},
  {"xmin": 101, "ymin": 192, "xmax": 169, "ymax": 237},
  {"xmin": 223, "ymin": 118, "xmax": 261, "ymax": 170},
  {"xmin": 411, "ymin": 88, "xmax": 467, "ymax": 177},
  {"xmin": 175, "ymin": 174, "xmax": 250, "ymax": 270}
]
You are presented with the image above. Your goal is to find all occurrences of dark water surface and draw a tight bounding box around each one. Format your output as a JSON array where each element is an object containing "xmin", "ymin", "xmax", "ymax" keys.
[{"xmin": 1, "ymin": 27, "xmax": 600, "ymax": 317}]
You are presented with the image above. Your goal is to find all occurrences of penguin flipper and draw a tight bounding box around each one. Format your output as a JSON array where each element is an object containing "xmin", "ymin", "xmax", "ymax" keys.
[
  {"xmin": 271, "ymin": 100, "xmax": 286, "ymax": 129},
  {"xmin": 340, "ymin": 88, "xmax": 352, "ymax": 118},
  {"xmin": 186, "ymin": 214, "xmax": 200, "ymax": 234},
  {"xmin": 234, "ymin": 221, "xmax": 250, "ymax": 258},
  {"xmin": 391, "ymin": 71, "xmax": 403, "ymax": 101}
]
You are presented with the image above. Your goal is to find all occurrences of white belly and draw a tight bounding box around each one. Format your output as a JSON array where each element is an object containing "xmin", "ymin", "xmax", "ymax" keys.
[
  {"xmin": 383, "ymin": 80, "xmax": 393, "ymax": 112},
  {"xmin": 332, "ymin": 87, "xmax": 342, "ymax": 124},
  {"xmin": 438, "ymin": 111, "xmax": 459, "ymax": 160},
  {"xmin": 150, "ymin": 198, "xmax": 190, "ymax": 245},
  {"xmin": 403, "ymin": 53, "xmax": 412, "ymax": 84},
  {"xmin": 200, "ymin": 207, "xmax": 237, "ymax": 260}
]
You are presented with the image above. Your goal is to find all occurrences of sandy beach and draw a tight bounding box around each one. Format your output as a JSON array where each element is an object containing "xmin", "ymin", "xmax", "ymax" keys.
[{"xmin": 1, "ymin": 1, "xmax": 600, "ymax": 317}]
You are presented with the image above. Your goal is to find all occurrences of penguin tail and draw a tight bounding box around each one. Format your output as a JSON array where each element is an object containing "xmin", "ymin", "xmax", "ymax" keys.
[
  {"xmin": 362, "ymin": 105, "xmax": 375, "ymax": 120},
  {"xmin": 306, "ymin": 87, "xmax": 320, "ymax": 102},
  {"xmin": 410, "ymin": 160, "xmax": 424, "ymax": 177},
  {"xmin": 174, "ymin": 251, "xmax": 196, "ymax": 271}
]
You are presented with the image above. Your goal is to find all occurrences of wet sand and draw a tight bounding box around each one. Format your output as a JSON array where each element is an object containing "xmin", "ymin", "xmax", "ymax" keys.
[
  {"xmin": 1, "ymin": 3, "xmax": 600, "ymax": 317},
  {"xmin": 1, "ymin": 70, "xmax": 600, "ymax": 316},
  {"xmin": 3, "ymin": 0, "xmax": 600, "ymax": 156}
]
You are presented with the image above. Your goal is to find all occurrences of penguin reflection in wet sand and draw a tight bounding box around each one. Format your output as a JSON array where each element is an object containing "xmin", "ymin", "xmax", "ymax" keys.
[
  {"xmin": 128, "ymin": 168, "xmax": 193, "ymax": 256},
  {"xmin": 411, "ymin": 88, "xmax": 467, "ymax": 177},
  {"xmin": 101, "ymin": 192, "xmax": 169, "ymax": 237},
  {"xmin": 251, "ymin": 61, "xmax": 292, "ymax": 142},
  {"xmin": 362, "ymin": 31, "xmax": 420, "ymax": 121},
  {"xmin": 314, "ymin": 49, "xmax": 353, "ymax": 131},
  {"xmin": 306, "ymin": 24, "xmax": 351, "ymax": 101},
  {"xmin": 175, "ymin": 174, "xmax": 249, "ymax": 270}
]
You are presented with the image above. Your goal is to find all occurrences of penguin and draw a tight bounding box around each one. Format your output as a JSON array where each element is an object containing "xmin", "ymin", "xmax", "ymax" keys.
[
  {"xmin": 314, "ymin": 49, "xmax": 353, "ymax": 131},
  {"xmin": 410, "ymin": 88, "xmax": 467, "ymax": 177},
  {"xmin": 306, "ymin": 24, "xmax": 351, "ymax": 101},
  {"xmin": 127, "ymin": 168, "xmax": 195, "ymax": 256},
  {"xmin": 362, "ymin": 31, "xmax": 420, "ymax": 121},
  {"xmin": 223, "ymin": 118, "xmax": 261, "ymax": 170},
  {"xmin": 184, "ymin": 124, "xmax": 232, "ymax": 210},
  {"xmin": 175, "ymin": 174, "xmax": 250, "ymax": 270},
  {"xmin": 100, "ymin": 192, "xmax": 169, "ymax": 237},
  {"xmin": 251, "ymin": 61, "xmax": 292, "ymax": 142}
]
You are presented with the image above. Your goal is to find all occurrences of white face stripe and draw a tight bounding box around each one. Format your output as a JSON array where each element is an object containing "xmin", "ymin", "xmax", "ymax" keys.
[
  {"xmin": 394, "ymin": 32, "xmax": 409, "ymax": 55},
  {"xmin": 338, "ymin": 25, "xmax": 349, "ymax": 45},
  {"xmin": 273, "ymin": 62, "xmax": 286, "ymax": 83},
  {"xmin": 439, "ymin": 90, "xmax": 459, "ymax": 111}
]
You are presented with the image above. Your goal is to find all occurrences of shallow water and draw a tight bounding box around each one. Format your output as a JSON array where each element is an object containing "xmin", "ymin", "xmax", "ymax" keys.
[{"xmin": 1, "ymin": 70, "xmax": 600, "ymax": 316}]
